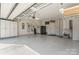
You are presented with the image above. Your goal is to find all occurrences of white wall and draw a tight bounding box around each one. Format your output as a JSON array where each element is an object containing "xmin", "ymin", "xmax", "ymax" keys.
[
  {"xmin": 38, "ymin": 17, "xmax": 63, "ymax": 36},
  {"xmin": 17, "ymin": 16, "xmax": 43, "ymax": 35},
  {"xmin": 0, "ymin": 19, "xmax": 1, "ymax": 37},
  {"xmin": 63, "ymin": 16, "xmax": 71, "ymax": 30},
  {"xmin": 73, "ymin": 15, "xmax": 79, "ymax": 40},
  {"xmin": 35, "ymin": 3, "xmax": 63, "ymax": 36},
  {"xmin": 46, "ymin": 22, "xmax": 56, "ymax": 35},
  {"xmin": 63, "ymin": 15, "xmax": 79, "ymax": 40},
  {"xmin": 0, "ymin": 20, "xmax": 17, "ymax": 38},
  {"xmin": 16, "ymin": 3, "xmax": 79, "ymax": 38},
  {"xmin": 18, "ymin": 18, "xmax": 34, "ymax": 36},
  {"xmin": 55, "ymin": 19, "xmax": 60, "ymax": 36},
  {"xmin": 15, "ymin": 4, "xmax": 64, "ymax": 36}
]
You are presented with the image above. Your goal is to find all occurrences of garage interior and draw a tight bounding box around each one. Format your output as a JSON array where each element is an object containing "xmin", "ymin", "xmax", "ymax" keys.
[{"xmin": 0, "ymin": 3, "xmax": 79, "ymax": 55}]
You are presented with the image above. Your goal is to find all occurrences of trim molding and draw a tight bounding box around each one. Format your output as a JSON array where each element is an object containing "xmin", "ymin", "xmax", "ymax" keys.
[{"xmin": 0, "ymin": 18, "xmax": 15, "ymax": 21}]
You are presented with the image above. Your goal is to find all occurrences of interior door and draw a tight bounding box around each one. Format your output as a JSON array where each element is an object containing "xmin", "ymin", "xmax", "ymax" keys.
[{"xmin": 40, "ymin": 26, "xmax": 46, "ymax": 35}]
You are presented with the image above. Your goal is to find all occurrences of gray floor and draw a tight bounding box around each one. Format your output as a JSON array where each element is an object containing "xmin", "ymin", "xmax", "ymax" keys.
[{"xmin": 0, "ymin": 34, "xmax": 79, "ymax": 55}]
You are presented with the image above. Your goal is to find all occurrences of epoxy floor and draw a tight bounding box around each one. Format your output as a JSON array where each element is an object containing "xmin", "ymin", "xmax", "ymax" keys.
[{"xmin": 0, "ymin": 34, "xmax": 79, "ymax": 55}]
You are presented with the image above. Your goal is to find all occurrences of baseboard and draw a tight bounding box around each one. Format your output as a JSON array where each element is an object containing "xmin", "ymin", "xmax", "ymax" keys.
[
  {"xmin": 0, "ymin": 36, "xmax": 18, "ymax": 39},
  {"xmin": 56, "ymin": 35, "xmax": 63, "ymax": 38},
  {"xmin": 48, "ymin": 34, "xmax": 56, "ymax": 36}
]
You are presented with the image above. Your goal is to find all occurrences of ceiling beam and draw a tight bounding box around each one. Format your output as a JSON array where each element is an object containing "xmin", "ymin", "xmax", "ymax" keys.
[
  {"xmin": 0, "ymin": 18, "xmax": 14, "ymax": 21},
  {"xmin": 7, "ymin": 3, "xmax": 18, "ymax": 19},
  {"xmin": 13, "ymin": 3, "xmax": 36, "ymax": 20}
]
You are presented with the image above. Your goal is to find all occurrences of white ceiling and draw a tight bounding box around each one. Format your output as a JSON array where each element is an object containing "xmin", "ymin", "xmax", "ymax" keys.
[
  {"xmin": 0, "ymin": 3, "xmax": 34, "ymax": 20},
  {"xmin": 17, "ymin": 3, "xmax": 52, "ymax": 19},
  {"xmin": 63, "ymin": 3, "xmax": 79, "ymax": 8},
  {"xmin": 0, "ymin": 3, "xmax": 79, "ymax": 20},
  {"xmin": 1, "ymin": 3, "xmax": 15, "ymax": 18},
  {"xmin": 17, "ymin": 3, "xmax": 79, "ymax": 21},
  {"xmin": 8, "ymin": 3, "xmax": 34, "ymax": 19},
  {"xmin": 35, "ymin": 3, "xmax": 79, "ymax": 20},
  {"xmin": 35, "ymin": 3, "xmax": 60, "ymax": 20}
]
